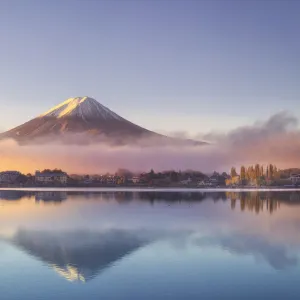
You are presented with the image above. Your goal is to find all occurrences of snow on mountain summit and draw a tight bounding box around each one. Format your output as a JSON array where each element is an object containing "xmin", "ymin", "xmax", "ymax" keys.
[
  {"xmin": 40, "ymin": 97, "xmax": 122, "ymax": 121},
  {"xmin": 0, "ymin": 96, "xmax": 206, "ymax": 146}
]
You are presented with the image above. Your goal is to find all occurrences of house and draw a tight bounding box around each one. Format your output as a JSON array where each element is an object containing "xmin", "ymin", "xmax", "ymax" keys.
[
  {"xmin": 198, "ymin": 180, "xmax": 213, "ymax": 187},
  {"xmin": 209, "ymin": 176, "xmax": 219, "ymax": 186},
  {"xmin": 84, "ymin": 179, "xmax": 93, "ymax": 184},
  {"xmin": 106, "ymin": 176, "xmax": 116, "ymax": 185},
  {"xmin": 289, "ymin": 174, "xmax": 300, "ymax": 185},
  {"xmin": 198, "ymin": 174, "xmax": 225, "ymax": 187},
  {"xmin": 180, "ymin": 177, "xmax": 192, "ymax": 185},
  {"xmin": 0, "ymin": 171, "xmax": 21, "ymax": 184},
  {"xmin": 209, "ymin": 174, "xmax": 227, "ymax": 186},
  {"xmin": 131, "ymin": 176, "xmax": 140, "ymax": 184},
  {"xmin": 35, "ymin": 171, "xmax": 68, "ymax": 185}
]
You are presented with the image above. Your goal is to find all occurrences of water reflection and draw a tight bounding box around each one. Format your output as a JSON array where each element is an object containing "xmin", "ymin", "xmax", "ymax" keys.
[
  {"xmin": 0, "ymin": 190, "xmax": 32, "ymax": 201},
  {"xmin": 0, "ymin": 189, "xmax": 299, "ymax": 203},
  {"xmin": 194, "ymin": 233, "xmax": 298, "ymax": 270},
  {"xmin": 1, "ymin": 190, "xmax": 300, "ymax": 214},
  {"xmin": 1, "ymin": 190, "xmax": 300, "ymax": 287},
  {"xmin": 35, "ymin": 191, "xmax": 67, "ymax": 203},
  {"xmin": 10, "ymin": 229, "xmax": 152, "ymax": 282},
  {"xmin": 227, "ymin": 192, "xmax": 280, "ymax": 214}
]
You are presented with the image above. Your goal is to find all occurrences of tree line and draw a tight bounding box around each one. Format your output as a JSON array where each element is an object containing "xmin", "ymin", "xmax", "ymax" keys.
[{"xmin": 230, "ymin": 164, "xmax": 279, "ymax": 185}]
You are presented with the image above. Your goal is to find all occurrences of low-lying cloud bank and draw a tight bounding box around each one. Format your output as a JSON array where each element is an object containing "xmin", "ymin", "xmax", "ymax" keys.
[{"xmin": 0, "ymin": 112, "xmax": 300, "ymax": 174}]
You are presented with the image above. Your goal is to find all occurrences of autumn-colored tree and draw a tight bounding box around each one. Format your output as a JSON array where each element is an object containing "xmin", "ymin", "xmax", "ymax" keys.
[
  {"xmin": 230, "ymin": 167, "xmax": 237, "ymax": 178},
  {"xmin": 240, "ymin": 166, "xmax": 246, "ymax": 181},
  {"xmin": 246, "ymin": 167, "xmax": 251, "ymax": 181},
  {"xmin": 249, "ymin": 166, "xmax": 255, "ymax": 181},
  {"xmin": 260, "ymin": 165, "xmax": 264, "ymax": 177},
  {"xmin": 255, "ymin": 164, "xmax": 260, "ymax": 179}
]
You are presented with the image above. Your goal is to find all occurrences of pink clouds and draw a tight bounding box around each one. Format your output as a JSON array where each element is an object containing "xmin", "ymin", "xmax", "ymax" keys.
[{"xmin": 0, "ymin": 112, "xmax": 300, "ymax": 174}]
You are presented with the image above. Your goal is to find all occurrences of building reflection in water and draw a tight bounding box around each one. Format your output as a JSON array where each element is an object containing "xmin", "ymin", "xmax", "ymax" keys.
[
  {"xmin": 35, "ymin": 191, "xmax": 67, "ymax": 203},
  {"xmin": 0, "ymin": 191, "xmax": 300, "ymax": 212}
]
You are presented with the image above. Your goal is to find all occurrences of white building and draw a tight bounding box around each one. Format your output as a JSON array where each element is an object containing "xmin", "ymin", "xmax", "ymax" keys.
[
  {"xmin": 290, "ymin": 174, "xmax": 300, "ymax": 184},
  {"xmin": 106, "ymin": 176, "xmax": 116, "ymax": 184},
  {"xmin": 131, "ymin": 176, "xmax": 140, "ymax": 184},
  {"xmin": 35, "ymin": 171, "xmax": 68, "ymax": 185},
  {"xmin": 198, "ymin": 180, "xmax": 213, "ymax": 187},
  {"xmin": 180, "ymin": 178, "xmax": 192, "ymax": 185}
]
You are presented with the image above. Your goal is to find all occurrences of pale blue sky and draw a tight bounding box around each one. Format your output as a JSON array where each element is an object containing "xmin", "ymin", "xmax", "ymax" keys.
[{"xmin": 0, "ymin": 0, "xmax": 299, "ymax": 135}]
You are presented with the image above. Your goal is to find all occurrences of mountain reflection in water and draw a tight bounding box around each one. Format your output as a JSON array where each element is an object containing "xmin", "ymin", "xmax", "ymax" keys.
[
  {"xmin": 1, "ymin": 190, "xmax": 300, "ymax": 286},
  {"xmin": 10, "ymin": 229, "xmax": 151, "ymax": 282}
]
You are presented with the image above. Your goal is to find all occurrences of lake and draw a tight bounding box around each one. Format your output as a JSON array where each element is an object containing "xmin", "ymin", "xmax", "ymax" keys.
[{"xmin": 1, "ymin": 189, "xmax": 300, "ymax": 300}]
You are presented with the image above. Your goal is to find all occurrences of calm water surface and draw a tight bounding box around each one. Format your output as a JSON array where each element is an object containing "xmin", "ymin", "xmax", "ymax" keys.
[{"xmin": 1, "ymin": 190, "xmax": 300, "ymax": 300}]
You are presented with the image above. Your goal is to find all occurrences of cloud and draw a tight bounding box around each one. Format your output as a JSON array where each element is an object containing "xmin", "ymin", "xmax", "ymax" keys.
[
  {"xmin": 194, "ymin": 233, "xmax": 298, "ymax": 270},
  {"xmin": 0, "ymin": 138, "xmax": 221, "ymax": 174},
  {"xmin": 1, "ymin": 111, "xmax": 300, "ymax": 174},
  {"xmin": 206, "ymin": 111, "xmax": 297, "ymax": 143}
]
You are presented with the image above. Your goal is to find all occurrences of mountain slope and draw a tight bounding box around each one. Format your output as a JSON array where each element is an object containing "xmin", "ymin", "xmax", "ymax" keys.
[{"xmin": 0, "ymin": 96, "xmax": 205, "ymax": 145}]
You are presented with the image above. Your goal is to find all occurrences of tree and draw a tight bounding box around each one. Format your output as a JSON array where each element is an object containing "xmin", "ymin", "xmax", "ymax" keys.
[
  {"xmin": 255, "ymin": 164, "xmax": 260, "ymax": 180},
  {"xmin": 16, "ymin": 174, "xmax": 28, "ymax": 184},
  {"xmin": 148, "ymin": 169, "xmax": 155, "ymax": 180},
  {"xmin": 116, "ymin": 168, "xmax": 133, "ymax": 177},
  {"xmin": 240, "ymin": 166, "xmax": 246, "ymax": 181},
  {"xmin": 248, "ymin": 166, "xmax": 255, "ymax": 181},
  {"xmin": 221, "ymin": 172, "xmax": 228, "ymax": 178},
  {"xmin": 246, "ymin": 167, "xmax": 251, "ymax": 181},
  {"xmin": 213, "ymin": 171, "xmax": 220, "ymax": 177},
  {"xmin": 260, "ymin": 165, "xmax": 264, "ymax": 177},
  {"xmin": 273, "ymin": 165, "xmax": 278, "ymax": 179},
  {"xmin": 170, "ymin": 171, "xmax": 179, "ymax": 182},
  {"xmin": 269, "ymin": 164, "xmax": 274, "ymax": 179},
  {"xmin": 230, "ymin": 167, "xmax": 237, "ymax": 178}
]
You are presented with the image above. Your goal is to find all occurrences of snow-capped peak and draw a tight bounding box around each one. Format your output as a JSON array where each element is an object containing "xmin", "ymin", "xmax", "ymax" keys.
[{"xmin": 39, "ymin": 97, "xmax": 122, "ymax": 121}]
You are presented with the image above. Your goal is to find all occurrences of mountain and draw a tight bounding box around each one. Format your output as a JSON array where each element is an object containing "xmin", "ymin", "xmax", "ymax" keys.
[{"xmin": 0, "ymin": 96, "xmax": 206, "ymax": 145}]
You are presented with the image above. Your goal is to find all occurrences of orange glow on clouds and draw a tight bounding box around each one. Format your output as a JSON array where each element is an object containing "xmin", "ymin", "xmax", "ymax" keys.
[{"xmin": 0, "ymin": 112, "xmax": 300, "ymax": 174}]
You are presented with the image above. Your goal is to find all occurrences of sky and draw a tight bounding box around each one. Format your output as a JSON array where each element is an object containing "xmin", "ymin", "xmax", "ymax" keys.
[{"xmin": 0, "ymin": 0, "xmax": 300, "ymax": 135}]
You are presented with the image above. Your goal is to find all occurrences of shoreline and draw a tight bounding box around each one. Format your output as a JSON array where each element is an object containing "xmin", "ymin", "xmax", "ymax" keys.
[{"xmin": 1, "ymin": 187, "xmax": 300, "ymax": 192}]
